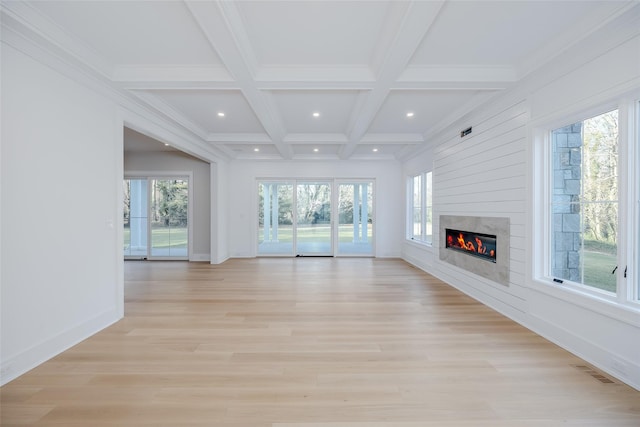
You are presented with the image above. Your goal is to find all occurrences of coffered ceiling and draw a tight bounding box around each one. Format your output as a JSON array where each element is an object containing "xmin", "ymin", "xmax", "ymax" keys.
[{"xmin": 3, "ymin": 1, "xmax": 634, "ymax": 161}]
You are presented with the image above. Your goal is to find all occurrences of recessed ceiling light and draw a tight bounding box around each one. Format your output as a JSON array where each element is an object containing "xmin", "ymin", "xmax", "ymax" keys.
[
  {"xmin": 372, "ymin": 148, "xmax": 378, "ymax": 152},
  {"xmin": 217, "ymin": 112, "xmax": 225, "ymax": 117},
  {"xmin": 164, "ymin": 143, "xmax": 170, "ymax": 146},
  {"xmin": 313, "ymin": 148, "xmax": 319, "ymax": 152},
  {"xmin": 312, "ymin": 112, "xmax": 320, "ymax": 118},
  {"xmin": 406, "ymin": 112, "xmax": 414, "ymax": 118},
  {"xmin": 253, "ymin": 147, "xmax": 260, "ymax": 152}
]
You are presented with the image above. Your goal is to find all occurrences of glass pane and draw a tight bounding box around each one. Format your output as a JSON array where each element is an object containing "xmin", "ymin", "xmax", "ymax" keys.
[
  {"xmin": 258, "ymin": 182, "xmax": 294, "ymax": 255},
  {"xmin": 550, "ymin": 110, "xmax": 618, "ymax": 292},
  {"xmin": 338, "ymin": 183, "xmax": 373, "ymax": 255},
  {"xmin": 296, "ymin": 183, "xmax": 331, "ymax": 255},
  {"xmin": 412, "ymin": 175, "xmax": 422, "ymax": 239},
  {"xmin": 150, "ymin": 178, "xmax": 188, "ymax": 257},
  {"xmin": 426, "ymin": 172, "xmax": 433, "ymax": 244},
  {"xmin": 124, "ymin": 179, "xmax": 148, "ymax": 257},
  {"xmin": 583, "ymin": 202, "xmax": 617, "ymax": 292}
]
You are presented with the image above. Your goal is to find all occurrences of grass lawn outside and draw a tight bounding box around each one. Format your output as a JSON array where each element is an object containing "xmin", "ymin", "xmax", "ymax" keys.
[
  {"xmin": 259, "ymin": 224, "xmax": 373, "ymax": 243},
  {"xmin": 583, "ymin": 250, "xmax": 617, "ymax": 293},
  {"xmin": 124, "ymin": 227, "xmax": 188, "ymax": 250}
]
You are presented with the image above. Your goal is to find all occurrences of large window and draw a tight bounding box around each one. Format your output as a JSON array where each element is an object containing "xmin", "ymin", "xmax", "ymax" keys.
[
  {"xmin": 408, "ymin": 171, "xmax": 432, "ymax": 245},
  {"xmin": 538, "ymin": 98, "xmax": 639, "ymax": 305},
  {"xmin": 550, "ymin": 110, "xmax": 619, "ymax": 293}
]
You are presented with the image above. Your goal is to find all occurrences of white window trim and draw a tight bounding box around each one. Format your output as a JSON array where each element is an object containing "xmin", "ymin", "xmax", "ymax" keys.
[
  {"xmin": 407, "ymin": 171, "xmax": 433, "ymax": 246},
  {"xmin": 531, "ymin": 95, "xmax": 640, "ymax": 320}
]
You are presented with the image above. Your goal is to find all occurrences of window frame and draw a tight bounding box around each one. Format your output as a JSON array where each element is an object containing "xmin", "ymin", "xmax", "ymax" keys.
[
  {"xmin": 407, "ymin": 171, "xmax": 433, "ymax": 245},
  {"xmin": 533, "ymin": 95, "xmax": 640, "ymax": 314}
]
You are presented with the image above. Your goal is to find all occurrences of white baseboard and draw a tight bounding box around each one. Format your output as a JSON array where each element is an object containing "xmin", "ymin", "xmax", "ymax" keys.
[
  {"xmin": 526, "ymin": 313, "xmax": 640, "ymax": 391},
  {"xmin": 0, "ymin": 307, "xmax": 121, "ymax": 386}
]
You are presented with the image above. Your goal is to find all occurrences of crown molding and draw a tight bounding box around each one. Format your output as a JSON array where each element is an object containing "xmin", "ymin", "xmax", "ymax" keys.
[
  {"xmin": 516, "ymin": 1, "xmax": 640, "ymax": 80},
  {"xmin": 1, "ymin": 1, "xmax": 113, "ymax": 78},
  {"xmin": 1, "ymin": 6, "xmax": 228, "ymax": 163}
]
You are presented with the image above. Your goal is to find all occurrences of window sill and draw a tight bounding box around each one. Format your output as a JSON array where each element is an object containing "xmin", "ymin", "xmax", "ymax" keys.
[
  {"xmin": 531, "ymin": 277, "xmax": 640, "ymax": 327},
  {"xmin": 405, "ymin": 238, "xmax": 433, "ymax": 249}
]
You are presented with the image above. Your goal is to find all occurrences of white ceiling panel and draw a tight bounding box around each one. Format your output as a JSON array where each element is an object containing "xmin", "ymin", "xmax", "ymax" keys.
[
  {"xmin": 349, "ymin": 143, "xmax": 411, "ymax": 160},
  {"xmin": 236, "ymin": 1, "xmax": 392, "ymax": 67},
  {"xmin": 33, "ymin": 1, "xmax": 223, "ymax": 66},
  {"xmin": 226, "ymin": 144, "xmax": 282, "ymax": 159},
  {"xmin": 271, "ymin": 90, "xmax": 365, "ymax": 134},
  {"xmin": 146, "ymin": 90, "xmax": 266, "ymax": 134},
  {"xmin": 409, "ymin": 1, "xmax": 629, "ymax": 70},
  {"xmin": 292, "ymin": 144, "xmax": 342, "ymax": 159},
  {"xmin": 367, "ymin": 90, "xmax": 489, "ymax": 134}
]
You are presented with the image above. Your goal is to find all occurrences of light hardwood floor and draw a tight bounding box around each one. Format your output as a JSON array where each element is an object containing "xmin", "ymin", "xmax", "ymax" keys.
[{"xmin": 2, "ymin": 258, "xmax": 639, "ymax": 426}]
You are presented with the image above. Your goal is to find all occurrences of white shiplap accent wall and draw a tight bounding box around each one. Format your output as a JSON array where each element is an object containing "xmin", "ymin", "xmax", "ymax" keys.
[
  {"xmin": 430, "ymin": 100, "xmax": 529, "ymax": 319},
  {"xmin": 403, "ymin": 11, "xmax": 640, "ymax": 390}
]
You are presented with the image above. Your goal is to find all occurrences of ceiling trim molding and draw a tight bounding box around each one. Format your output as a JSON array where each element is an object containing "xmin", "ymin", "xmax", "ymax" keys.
[
  {"xmin": 113, "ymin": 65, "xmax": 234, "ymax": 83},
  {"xmin": 283, "ymin": 134, "xmax": 349, "ymax": 143},
  {"xmin": 255, "ymin": 66, "xmax": 375, "ymax": 83},
  {"xmin": 340, "ymin": 0, "xmax": 447, "ymax": 160},
  {"xmin": 398, "ymin": 65, "xmax": 517, "ymax": 84},
  {"xmin": 360, "ymin": 134, "xmax": 424, "ymax": 144},
  {"xmin": 1, "ymin": 5, "xmax": 229, "ymax": 163},
  {"xmin": 185, "ymin": 0, "xmax": 292, "ymax": 159},
  {"xmin": 1, "ymin": 1, "xmax": 114, "ymax": 78},
  {"xmin": 129, "ymin": 90, "xmax": 209, "ymax": 140},
  {"xmin": 206, "ymin": 133, "xmax": 273, "ymax": 143},
  {"xmin": 515, "ymin": 1, "xmax": 640, "ymax": 79}
]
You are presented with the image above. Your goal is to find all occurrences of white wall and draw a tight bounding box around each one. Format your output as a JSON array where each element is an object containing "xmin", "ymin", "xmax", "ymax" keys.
[
  {"xmin": 227, "ymin": 160, "xmax": 403, "ymax": 258},
  {"xmin": 124, "ymin": 149, "xmax": 211, "ymax": 261},
  {"xmin": 1, "ymin": 44, "xmax": 122, "ymax": 385},
  {"xmin": 402, "ymin": 14, "xmax": 640, "ymax": 389},
  {"xmin": 211, "ymin": 160, "xmax": 229, "ymax": 264}
]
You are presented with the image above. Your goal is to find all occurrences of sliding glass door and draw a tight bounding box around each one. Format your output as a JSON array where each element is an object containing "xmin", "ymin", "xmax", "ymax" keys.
[
  {"xmin": 124, "ymin": 179, "xmax": 148, "ymax": 257},
  {"xmin": 257, "ymin": 180, "xmax": 373, "ymax": 257},
  {"xmin": 258, "ymin": 182, "xmax": 294, "ymax": 255},
  {"xmin": 296, "ymin": 182, "xmax": 332, "ymax": 256},
  {"xmin": 337, "ymin": 182, "xmax": 373, "ymax": 255},
  {"xmin": 124, "ymin": 177, "xmax": 189, "ymax": 259}
]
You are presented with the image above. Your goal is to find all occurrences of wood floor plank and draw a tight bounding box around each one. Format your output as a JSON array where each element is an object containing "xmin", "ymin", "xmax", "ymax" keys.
[{"xmin": 1, "ymin": 258, "xmax": 639, "ymax": 426}]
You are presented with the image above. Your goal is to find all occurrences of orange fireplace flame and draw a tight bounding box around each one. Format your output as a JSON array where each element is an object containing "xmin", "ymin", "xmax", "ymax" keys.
[{"xmin": 453, "ymin": 232, "xmax": 491, "ymax": 255}]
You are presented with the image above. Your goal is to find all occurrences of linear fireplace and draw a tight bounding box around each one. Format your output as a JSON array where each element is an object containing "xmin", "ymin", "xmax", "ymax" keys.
[
  {"xmin": 445, "ymin": 228, "xmax": 497, "ymax": 263},
  {"xmin": 439, "ymin": 215, "xmax": 510, "ymax": 286}
]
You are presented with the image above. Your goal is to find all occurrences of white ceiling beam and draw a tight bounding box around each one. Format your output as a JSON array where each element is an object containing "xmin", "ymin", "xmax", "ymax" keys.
[
  {"xmin": 255, "ymin": 66, "xmax": 375, "ymax": 83},
  {"xmin": 340, "ymin": 1, "xmax": 446, "ymax": 159},
  {"xmin": 206, "ymin": 133, "xmax": 273, "ymax": 143},
  {"xmin": 284, "ymin": 134, "xmax": 349, "ymax": 144},
  {"xmin": 398, "ymin": 65, "xmax": 516, "ymax": 85},
  {"xmin": 113, "ymin": 65, "xmax": 234, "ymax": 83},
  {"xmin": 184, "ymin": 0, "xmax": 292, "ymax": 159},
  {"xmin": 360, "ymin": 133, "xmax": 425, "ymax": 144}
]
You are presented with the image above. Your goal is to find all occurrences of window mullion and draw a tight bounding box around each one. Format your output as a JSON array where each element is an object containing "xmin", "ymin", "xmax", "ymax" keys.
[{"xmin": 421, "ymin": 173, "xmax": 427, "ymax": 241}]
